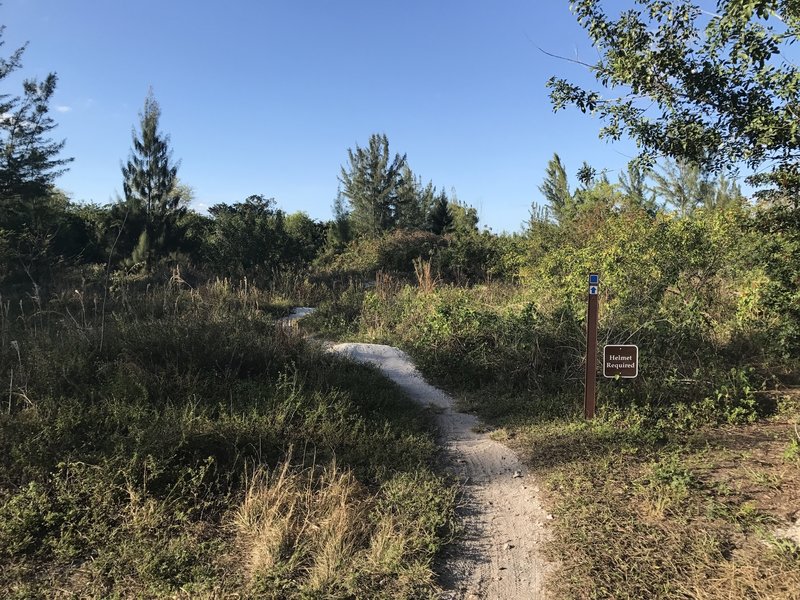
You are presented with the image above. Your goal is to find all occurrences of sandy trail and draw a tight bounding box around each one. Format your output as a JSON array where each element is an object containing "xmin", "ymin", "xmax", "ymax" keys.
[
  {"xmin": 283, "ymin": 309, "xmax": 554, "ymax": 599},
  {"xmin": 329, "ymin": 343, "xmax": 554, "ymax": 599},
  {"xmin": 278, "ymin": 307, "xmax": 315, "ymax": 327}
]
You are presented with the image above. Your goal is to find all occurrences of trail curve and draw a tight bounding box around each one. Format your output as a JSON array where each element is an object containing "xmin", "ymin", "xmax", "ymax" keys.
[{"xmin": 329, "ymin": 342, "xmax": 554, "ymax": 600}]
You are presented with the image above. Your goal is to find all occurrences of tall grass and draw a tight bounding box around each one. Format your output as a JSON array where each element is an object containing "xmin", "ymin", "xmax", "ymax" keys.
[
  {"xmin": 233, "ymin": 458, "xmax": 455, "ymax": 596},
  {"xmin": 0, "ymin": 279, "xmax": 454, "ymax": 598},
  {"xmin": 303, "ymin": 269, "xmax": 800, "ymax": 600},
  {"xmin": 310, "ymin": 275, "xmax": 782, "ymax": 433}
]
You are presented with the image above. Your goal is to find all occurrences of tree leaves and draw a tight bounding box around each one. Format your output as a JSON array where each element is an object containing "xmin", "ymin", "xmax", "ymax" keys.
[
  {"xmin": 0, "ymin": 50, "xmax": 72, "ymax": 200},
  {"xmin": 550, "ymin": 0, "xmax": 800, "ymax": 191},
  {"xmin": 119, "ymin": 90, "xmax": 185, "ymax": 268}
]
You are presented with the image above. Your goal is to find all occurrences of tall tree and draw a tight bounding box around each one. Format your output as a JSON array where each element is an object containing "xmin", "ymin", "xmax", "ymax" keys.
[
  {"xmin": 284, "ymin": 211, "xmax": 326, "ymax": 266},
  {"xmin": 0, "ymin": 25, "xmax": 72, "ymax": 201},
  {"xmin": 208, "ymin": 194, "xmax": 287, "ymax": 275},
  {"xmin": 339, "ymin": 133, "xmax": 407, "ymax": 237},
  {"xmin": 427, "ymin": 190, "xmax": 454, "ymax": 235},
  {"xmin": 618, "ymin": 162, "xmax": 657, "ymax": 213},
  {"xmin": 708, "ymin": 172, "xmax": 744, "ymax": 211},
  {"xmin": 538, "ymin": 153, "xmax": 573, "ymax": 223},
  {"xmin": 651, "ymin": 159, "xmax": 713, "ymax": 217},
  {"xmin": 527, "ymin": 202, "xmax": 553, "ymax": 226},
  {"xmin": 449, "ymin": 198, "xmax": 479, "ymax": 235},
  {"xmin": 394, "ymin": 165, "xmax": 433, "ymax": 230},
  {"xmin": 326, "ymin": 188, "xmax": 352, "ymax": 249},
  {"xmin": 0, "ymin": 75, "xmax": 72, "ymax": 200},
  {"xmin": 119, "ymin": 90, "xmax": 185, "ymax": 267},
  {"xmin": 0, "ymin": 24, "xmax": 73, "ymax": 284},
  {"xmin": 648, "ymin": 158, "xmax": 743, "ymax": 215}
]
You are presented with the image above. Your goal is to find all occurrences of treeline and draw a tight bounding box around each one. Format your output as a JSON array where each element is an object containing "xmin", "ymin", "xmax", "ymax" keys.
[
  {"xmin": 0, "ymin": 44, "xmax": 486, "ymax": 287},
  {"xmin": 0, "ymin": 84, "xmax": 332, "ymax": 285},
  {"xmin": 0, "ymin": 76, "xmax": 497, "ymax": 287},
  {"xmin": 0, "ymin": 14, "xmax": 797, "ymax": 362},
  {"xmin": 0, "ymin": 22, "xmax": 518, "ymax": 288},
  {"xmin": 3, "ymin": 83, "xmax": 797, "ymax": 363}
]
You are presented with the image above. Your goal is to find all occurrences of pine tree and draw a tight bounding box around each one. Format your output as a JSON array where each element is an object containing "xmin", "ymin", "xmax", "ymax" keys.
[
  {"xmin": 651, "ymin": 159, "xmax": 713, "ymax": 217},
  {"xmin": 449, "ymin": 198, "xmax": 479, "ymax": 235},
  {"xmin": 394, "ymin": 165, "xmax": 431, "ymax": 230},
  {"xmin": 0, "ymin": 25, "xmax": 72, "ymax": 200},
  {"xmin": 339, "ymin": 133, "xmax": 406, "ymax": 237},
  {"xmin": 120, "ymin": 90, "xmax": 185, "ymax": 268},
  {"xmin": 0, "ymin": 25, "xmax": 73, "ymax": 284},
  {"xmin": 538, "ymin": 153, "xmax": 573, "ymax": 223},
  {"xmin": 326, "ymin": 188, "xmax": 352, "ymax": 249},
  {"xmin": 426, "ymin": 190, "xmax": 454, "ymax": 235},
  {"xmin": 708, "ymin": 173, "xmax": 744, "ymax": 211},
  {"xmin": 618, "ymin": 162, "xmax": 658, "ymax": 213},
  {"xmin": 527, "ymin": 202, "xmax": 552, "ymax": 227}
]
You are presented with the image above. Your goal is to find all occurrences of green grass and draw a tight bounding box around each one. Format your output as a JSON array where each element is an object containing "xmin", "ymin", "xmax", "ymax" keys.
[
  {"xmin": 526, "ymin": 421, "xmax": 800, "ymax": 599},
  {"xmin": 307, "ymin": 279, "xmax": 800, "ymax": 599},
  {"xmin": 0, "ymin": 280, "xmax": 456, "ymax": 598}
]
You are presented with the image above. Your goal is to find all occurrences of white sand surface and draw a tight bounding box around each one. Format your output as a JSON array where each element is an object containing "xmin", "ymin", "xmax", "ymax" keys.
[{"xmin": 329, "ymin": 342, "xmax": 555, "ymax": 600}]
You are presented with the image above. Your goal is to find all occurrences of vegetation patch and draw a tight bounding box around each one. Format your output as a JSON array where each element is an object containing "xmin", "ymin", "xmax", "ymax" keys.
[
  {"xmin": 312, "ymin": 262, "xmax": 800, "ymax": 598},
  {"xmin": 3, "ymin": 3, "xmax": 800, "ymax": 595},
  {"xmin": 520, "ymin": 417, "xmax": 800, "ymax": 599},
  {"xmin": 0, "ymin": 283, "xmax": 456, "ymax": 598}
]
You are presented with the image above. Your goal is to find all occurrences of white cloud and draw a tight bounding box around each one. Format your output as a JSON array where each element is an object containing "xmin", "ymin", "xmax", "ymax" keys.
[{"xmin": 55, "ymin": 105, "xmax": 72, "ymax": 113}]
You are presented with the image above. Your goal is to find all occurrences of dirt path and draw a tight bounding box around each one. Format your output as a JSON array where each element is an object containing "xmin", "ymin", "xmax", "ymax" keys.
[
  {"xmin": 284, "ymin": 309, "xmax": 555, "ymax": 599},
  {"xmin": 330, "ymin": 343, "xmax": 554, "ymax": 599}
]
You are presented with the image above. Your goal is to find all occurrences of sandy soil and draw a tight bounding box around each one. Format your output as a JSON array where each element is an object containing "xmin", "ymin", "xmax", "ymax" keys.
[
  {"xmin": 328, "ymin": 342, "xmax": 555, "ymax": 599},
  {"xmin": 278, "ymin": 307, "xmax": 315, "ymax": 328},
  {"xmin": 282, "ymin": 308, "xmax": 554, "ymax": 598},
  {"xmin": 776, "ymin": 518, "xmax": 800, "ymax": 546}
]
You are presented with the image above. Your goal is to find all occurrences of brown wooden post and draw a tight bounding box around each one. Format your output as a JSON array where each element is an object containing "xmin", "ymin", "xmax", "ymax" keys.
[{"xmin": 585, "ymin": 273, "xmax": 599, "ymax": 419}]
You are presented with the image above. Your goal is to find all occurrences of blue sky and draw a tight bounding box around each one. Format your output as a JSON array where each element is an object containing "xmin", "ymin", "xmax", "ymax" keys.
[{"xmin": 3, "ymin": 0, "xmax": 643, "ymax": 233}]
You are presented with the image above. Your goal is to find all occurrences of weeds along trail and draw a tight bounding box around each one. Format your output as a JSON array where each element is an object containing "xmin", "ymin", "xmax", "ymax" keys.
[
  {"xmin": 285, "ymin": 308, "xmax": 555, "ymax": 598},
  {"xmin": 0, "ymin": 295, "xmax": 457, "ymax": 598},
  {"xmin": 280, "ymin": 299, "xmax": 555, "ymax": 599}
]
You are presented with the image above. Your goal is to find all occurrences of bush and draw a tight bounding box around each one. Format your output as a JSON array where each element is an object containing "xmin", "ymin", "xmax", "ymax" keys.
[{"xmin": 314, "ymin": 203, "xmax": 790, "ymax": 430}]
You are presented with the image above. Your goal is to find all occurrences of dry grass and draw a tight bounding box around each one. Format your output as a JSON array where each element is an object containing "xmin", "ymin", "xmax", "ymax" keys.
[
  {"xmin": 233, "ymin": 458, "xmax": 442, "ymax": 596},
  {"xmin": 232, "ymin": 458, "xmax": 450, "ymax": 597},
  {"xmin": 375, "ymin": 270, "xmax": 403, "ymax": 301},
  {"xmin": 234, "ymin": 459, "xmax": 368, "ymax": 589},
  {"xmin": 515, "ymin": 416, "xmax": 800, "ymax": 600},
  {"xmin": 413, "ymin": 258, "xmax": 436, "ymax": 294},
  {"xmin": 681, "ymin": 546, "xmax": 800, "ymax": 600}
]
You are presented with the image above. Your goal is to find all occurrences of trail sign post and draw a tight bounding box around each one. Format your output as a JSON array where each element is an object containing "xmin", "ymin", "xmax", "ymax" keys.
[
  {"xmin": 603, "ymin": 345, "xmax": 638, "ymax": 378},
  {"xmin": 584, "ymin": 273, "xmax": 599, "ymax": 419}
]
